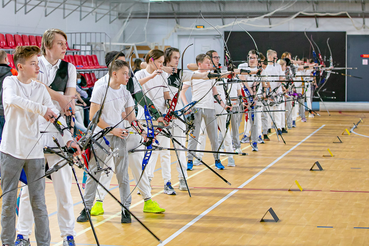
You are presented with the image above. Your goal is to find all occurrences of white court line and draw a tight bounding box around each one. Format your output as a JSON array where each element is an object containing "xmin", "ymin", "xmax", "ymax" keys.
[
  {"xmin": 158, "ymin": 124, "xmax": 325, "ymax": 246},
  {"xmin": 58, "ymin": 125, "xmax": 275, "ymax": 245}
]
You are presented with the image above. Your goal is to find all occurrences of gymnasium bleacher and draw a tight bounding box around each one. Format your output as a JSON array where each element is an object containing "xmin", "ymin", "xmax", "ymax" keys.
[{"xmin": 0, "ymin": 32, "xmax": 108, "ymax": 88}]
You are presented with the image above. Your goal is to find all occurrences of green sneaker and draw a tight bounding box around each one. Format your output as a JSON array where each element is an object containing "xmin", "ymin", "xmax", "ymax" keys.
[
  {"xmin": 90, "ymin": 201, "xmax": 104, "ymax": 216},
  {"xmin": 143, "ymin": 199, "xmax": 165, "ymax": 213}
]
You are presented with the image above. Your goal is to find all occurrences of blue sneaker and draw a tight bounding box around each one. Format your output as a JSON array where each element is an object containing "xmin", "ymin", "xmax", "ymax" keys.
[
  {"xmin": 164, "ymin": 181, "xmax": 176, "ymax": 195},
  {"xmin": 187, "ymin": 160, "xmax": 193, "ymax": 171},
  {"xmin": 251, "ymin": 142, "xmax": 258, "ymax": 152},
  {"xmin": 258, "ymin": 135, "xmax": 265, "ymax": 144},
  {"xmin": 277, "ymin": 129, "xmax": 283, "ymax": 135},
  {"xmin": 292, "ymin": 120, "xmax": 296, "ymax": 128},
  {"xmin": 240, "ymin": 135, "xmax": 250, "ymax": 143},
  {"xmin": 215, "ymin": 160, "xmax": 225, "ymax": 170},
  {"xmin": 15, "ymin": 235, "xmax": 30, "ymax": 246},
  {"xmin": 63, "ymin": 236, "xmax": 75, "ymax": 246}
]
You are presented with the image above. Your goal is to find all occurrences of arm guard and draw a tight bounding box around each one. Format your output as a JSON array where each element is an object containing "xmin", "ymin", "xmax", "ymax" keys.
[
  {"xmin": 214, "ymin": 94, "xmax": 222, "ymax": 105},
  {"xmin": 240, "ymin": 69, "xmax": 251, "ymax": 75}
]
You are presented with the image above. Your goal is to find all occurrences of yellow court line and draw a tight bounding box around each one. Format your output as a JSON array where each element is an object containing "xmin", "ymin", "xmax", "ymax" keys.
[{"xmin": 57, "ymin": 128, "xmax": 281, "ymax": 244}]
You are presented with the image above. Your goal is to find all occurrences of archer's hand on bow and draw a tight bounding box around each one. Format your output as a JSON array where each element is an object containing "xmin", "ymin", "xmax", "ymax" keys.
[
  {"xmin": 163, "ymin": 66, "xmax": 177, "ymax": 75},
  {"xmin": 224, "ymin": 105, "xmax": 232, "ymax": 111},
  {"xmin": 140, "ymin": 131, "xmax": 148, "ymax": 143},
  {"xmin": 149, "ymin": 69, "xmax": 163, "ymax": 79},
  {"xmin": 157, "ymin": 117, "xmax": 169, "ymax": 126},
  {"xmin": 59, "ymin": 94, "xmax": 77, "ymax": 116},
  {"xmin": 112, "ymin": 128, "xmax": 129, "ymax": 139},
  {"xmin": 44, "ymin": 108, "xmax": 58, "ymax": 123},
  {"xmin": 66, "ymin": 140, "xmax": 82, "ymax": 156}
]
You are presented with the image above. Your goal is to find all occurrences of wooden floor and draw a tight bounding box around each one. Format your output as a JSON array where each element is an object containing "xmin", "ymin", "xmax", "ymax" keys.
[{"xmin": 1, "ymin": 111, "xmax": 369, "ymax": 246}]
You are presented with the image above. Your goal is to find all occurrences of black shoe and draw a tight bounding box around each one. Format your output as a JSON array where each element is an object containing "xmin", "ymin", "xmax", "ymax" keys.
[
  {"xmin": 268, "ymin": 129, "xmax": 272, "ymax": 134},
  {"xmin": 121, "ymin": 210, "xmax": 132, "ymax": 223},
  {"xmin": 77, "ymin": 208, "xmax": 89, "ymax": 222},
  {"xmin": 263, "ymin": 134, "xmax": 270, "ymax": 141},
  {"xmin": 282, "ymin": 128, "xmax": 288, "ymax": 133}
]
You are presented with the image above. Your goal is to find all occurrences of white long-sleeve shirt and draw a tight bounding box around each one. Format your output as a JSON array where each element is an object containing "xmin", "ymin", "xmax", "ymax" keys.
[{"xmin": 1, "ymin": 76, "xmax": 58, "ymax": 159}]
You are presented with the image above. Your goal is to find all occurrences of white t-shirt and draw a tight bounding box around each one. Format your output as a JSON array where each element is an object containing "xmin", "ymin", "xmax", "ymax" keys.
[
  {"xmin": 238, "ymin": 63, "xmax": 248, "ymax": 69},
  {"xmin": 184, "ymin": 71, "xmax": 216, "ymax": 110},
  {"xmin": 294, "ymin": 71, "xmax": 304, "ymax": 93},
  {"xmin": 216, "ymin": 79, "xmax": 241, "ymax": 106},
  {"xmin": 38, "ymin": 56, "xmax": 76, "ymax": 112},
  {"xmin": 0, "ymin": 77, "xmax": 62, "ymax": 159},
  {"xmin": 265, "ymin": 63, "xmax": 284, "ymax": 94},
  {"xmin": 304, "ymin": 69, "xmax": 314, "ymax": 82},
  {"xmin": 135, "ymin": 69, "xmax": 170, "ymax": 114},
  {"xmin": 90, "ymin": 84, "xmax": 135, "ymax": 134},
  {"xmin": 94, "ymin": 73, "xmax": 109, "ymax": 88}
]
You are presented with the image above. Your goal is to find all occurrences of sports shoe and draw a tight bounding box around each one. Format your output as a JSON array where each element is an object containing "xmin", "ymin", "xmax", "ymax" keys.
[
  {"xmin": 76, "ymin": 208, "xmax": 89, "ymax": 222},
  {"xmin": 309, "ymin": 113, "xmax": 314, "ymax": 118},
  {"xmin": 292, "ymin": 120, "xmax": 296, "ymax": 128},
  {"xmin": 215, "ymin": 160, "xmax": 225, "ymax": 170},
  {"xmin": 63, "ymin": 235, "xmax": 75, "ymax": 246},
  {"xmin": 258, "ymin": 135, "xmax": 265, "ymax": 144},
  {"xmin": 179, "ymin": 179, "xmax": 188, "ymax": 191},
  {"xmin": 137, "ymin": 190, "xmax": 141, "ymax": 195},
  {"xmin": 143, "ymin": 199, "xmax": 165, "ymax": 213},
  {"xmin": 90, "ymin": 201, "xmax": 104, "ymax": 216},
  {"xmin": 268, "ymin": 129, "xmax": 272, "ymax": 134},
  {"xmin": 282, "ymin": 128, "xmax": 288, "ymax": 133},
  {"xmin": 193, "ymin": 158, "xmax": 202, "ymax": 166},
  {"xmin": 234, "ymin": 148, "xmax": 242, "ymax": 154},
  {"xmin": 277, "ymin": 129, "xmax": 283, "ymax": 135},
  {"xmin": 240, "ymin": 135, "xmax": 250, "ymax": 143},
  {"xmin": 251, "ymin": 142, "xmax": 258, "ymax": 152},
  {"xmin": 263, "ymin": 134, "xmax": 270, "ymax": 141},
  {"xmin": 14, "ymin": 235, "xmax": 30, "ymax": 246},
  {"xmin": 187, "ymin": 160, "xmax": 193, "ymax": 171},
  {"xmin": 164, "ymin": 181, "xmax": 176, "ymax": 195},
  {"xmin": 228, "ymin": 157, "xmax": 235, "ymax": 167},
  {"xmin": 121, "ymin": 210, "xmax": 131, "ymax": 223},
  {"xmin": 302, "ymin": 118, "xmax": 307, "ymax": 122}
]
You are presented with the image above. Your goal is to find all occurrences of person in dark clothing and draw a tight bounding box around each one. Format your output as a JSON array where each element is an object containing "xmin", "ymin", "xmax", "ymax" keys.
[{"xmin": 0, "ymin": 50, "xmax": 18, "ymax": 139}]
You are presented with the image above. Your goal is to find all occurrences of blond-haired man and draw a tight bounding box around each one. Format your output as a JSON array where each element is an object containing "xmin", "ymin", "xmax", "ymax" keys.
[{"xmin": 16, "ymin": 28, "xmax": 79, "ymax": 246}]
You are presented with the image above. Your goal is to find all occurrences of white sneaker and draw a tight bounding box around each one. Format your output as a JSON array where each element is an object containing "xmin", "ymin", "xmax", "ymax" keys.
[
  {"xmin": 234, "ymin": 148, "xmax": 242, "ymax": 154},
  {"xmin": 228, "ymin": 157, "xmax": 235, "ymax": 167},
  {"xmin": 193, "ymin": 158, "xmax": 202, "ymax": 166},
  {"xmin": 179, "ymin": 179, "xmax": 188, "ymax": 191},
  {"xmin": 309, "ymin": 113, "xmax": 314, "ymax": 118}
]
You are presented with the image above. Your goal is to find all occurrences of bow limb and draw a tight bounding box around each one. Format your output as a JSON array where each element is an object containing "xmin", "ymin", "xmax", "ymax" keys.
[
  {"xmin": 304, "ymin": 30, "xmax": 319, "ymax": 64},
  {"xmin": 310, "ymin": 35, "xmax": 325, "ymax": 66},
  {"xmin": 237, "ymin": 23, "xmax": 259, "ymax": 54}
]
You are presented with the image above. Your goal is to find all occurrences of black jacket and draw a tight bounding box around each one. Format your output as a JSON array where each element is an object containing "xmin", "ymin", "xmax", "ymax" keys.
[{"xmin": 0, "ymin": 64, "xmax": 13, "ymax": 116}]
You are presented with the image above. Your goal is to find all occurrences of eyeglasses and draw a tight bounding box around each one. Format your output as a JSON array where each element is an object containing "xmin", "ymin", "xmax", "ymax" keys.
[
  {"xmin": 249, "ymin": 57, "xmax": 257, "ymax": 60},
  {"xmin": 213, "ymin": 56, "xmax": 220, "ymax": 59}
]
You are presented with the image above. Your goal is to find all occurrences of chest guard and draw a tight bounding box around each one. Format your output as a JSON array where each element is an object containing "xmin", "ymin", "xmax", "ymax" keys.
[{"xmin": 49, "ymin": 60, "xmax": 69, "ymax": 92}]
